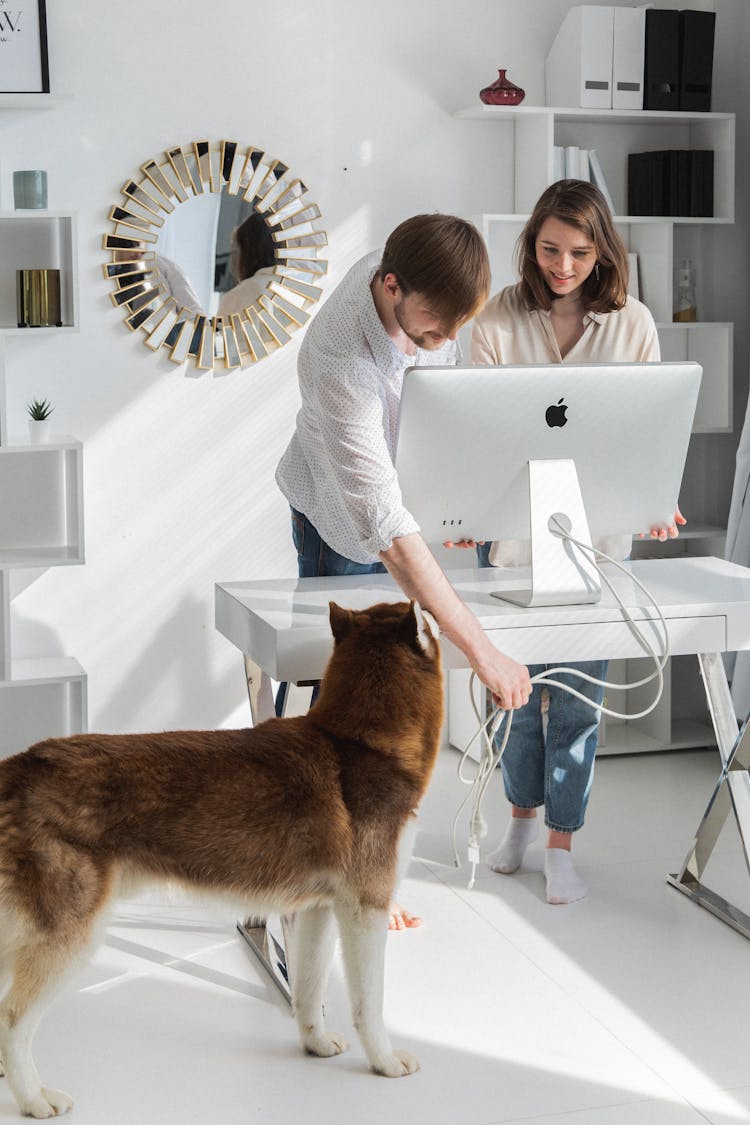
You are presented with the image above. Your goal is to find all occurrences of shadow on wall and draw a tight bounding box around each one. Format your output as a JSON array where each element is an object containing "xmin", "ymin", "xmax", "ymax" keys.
[{"xmin": 95, "ymin": 591, "xmax": 247, "ymax": 733}]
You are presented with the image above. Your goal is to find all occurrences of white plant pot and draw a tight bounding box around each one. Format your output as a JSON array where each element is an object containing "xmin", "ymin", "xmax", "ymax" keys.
[{"xmin": 28, "ymin": 418, "xmax": 52, "ymax": 444}]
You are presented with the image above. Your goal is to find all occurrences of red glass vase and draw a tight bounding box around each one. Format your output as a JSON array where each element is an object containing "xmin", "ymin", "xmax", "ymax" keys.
[{"xmin": 479, "ymin": 68, "xmax": 525, "ymax": 107}]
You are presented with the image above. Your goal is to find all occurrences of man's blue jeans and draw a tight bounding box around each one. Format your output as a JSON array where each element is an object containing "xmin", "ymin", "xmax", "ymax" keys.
[
  {"xmin": 275, "ymin": 509, "xmax": 387, "ymax": 714},
  {"xmin": 291, "ymin": 508, "xmax": 387, "ymax": 580},
  {"xmin": 476, "ymin": 542, "xmax": 605, "ymax": 833}
]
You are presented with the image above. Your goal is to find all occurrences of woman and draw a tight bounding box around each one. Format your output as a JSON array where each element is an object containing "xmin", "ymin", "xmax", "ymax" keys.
[
  {"xmin": 470, "ymin": 179, "xmax": 683, "ymax": 905},
  {"xmin": 218, "ymin": 212, "xmax": 277, "ymax": 316}
]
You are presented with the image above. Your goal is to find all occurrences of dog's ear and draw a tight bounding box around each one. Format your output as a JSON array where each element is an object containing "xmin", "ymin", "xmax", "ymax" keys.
[
  {"xmin": 413, "ymin": 601, "xmax": 439, "ymax": 653},
  {"xmin": 329, "ymin": 601, "xmax": 355, "ymax": 642},
  {"xmin": 399, "ymin": 601, "xmax": 438, "ymax": 654}
]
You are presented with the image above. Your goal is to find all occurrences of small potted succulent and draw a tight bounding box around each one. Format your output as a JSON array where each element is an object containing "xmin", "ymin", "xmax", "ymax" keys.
[{"xmin": 26, "ymin": 397, "xmax": 54, "ymax": 443}]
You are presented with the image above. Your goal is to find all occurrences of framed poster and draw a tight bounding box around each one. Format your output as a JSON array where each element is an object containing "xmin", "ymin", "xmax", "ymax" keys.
[{"xmin": 0, "ymin": 1, "xmax": 50, "ymax": 93}]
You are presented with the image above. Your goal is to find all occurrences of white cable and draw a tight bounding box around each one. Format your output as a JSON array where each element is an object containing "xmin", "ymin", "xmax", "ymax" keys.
[
  {"xmin": 452, "ymin": 686, "xmax": 513, "ymax": 887},
  {"xmin": 533, "ymin": 517, "xmax": 670, "ymax": 716},
  {"xmin": 455, "ymin": 528, "xmax": 671, "ymax": 886}
]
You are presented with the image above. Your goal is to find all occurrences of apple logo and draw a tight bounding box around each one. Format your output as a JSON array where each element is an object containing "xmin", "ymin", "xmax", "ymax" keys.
[{"xmin": 545, "ymin": 397, "xmax": 568, "ymax": 428}]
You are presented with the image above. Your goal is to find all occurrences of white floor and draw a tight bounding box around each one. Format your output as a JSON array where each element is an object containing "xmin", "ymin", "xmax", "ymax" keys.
[{"xmin": 6, "ymin": 747, "xmax": 750, "ymax": 1125}]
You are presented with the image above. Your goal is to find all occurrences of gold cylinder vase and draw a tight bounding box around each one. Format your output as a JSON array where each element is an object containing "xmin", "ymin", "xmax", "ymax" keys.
[{"xmin": 16, "ymin": 268, "xmax": 62, "ymax": 327}]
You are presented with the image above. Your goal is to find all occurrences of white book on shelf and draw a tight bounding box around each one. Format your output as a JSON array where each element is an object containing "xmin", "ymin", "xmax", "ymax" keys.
[
  {"xmin": 588, "ymin": 148, "xmax": 616, "ymax": 214},
  {"xmin": 627, "ymin": 252, "xmax": 640, "ymax": 300},
  {"xmin": 578, "ymin": 148, "xmax": 591, "ymax": 181},
  {"xmin": 564, "ymin": 145, "xmax": 580, "ymax": 179},
  {"xmin": 553, "ymin": 145, "xmax": 565, "ymax": 182}
]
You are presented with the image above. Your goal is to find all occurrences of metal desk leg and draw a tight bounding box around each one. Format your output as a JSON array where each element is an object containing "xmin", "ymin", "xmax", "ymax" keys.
[
  {"xmin": 237, "ymin": 657, "xmax": 313, "ymax": 1003},
  {"xmin": 667, "ymin": 652, "xmax": 750, "ymax": 939},
  {"xmin": 237, "ymin": 914, "xmax": 296, "ymax": 1004}
]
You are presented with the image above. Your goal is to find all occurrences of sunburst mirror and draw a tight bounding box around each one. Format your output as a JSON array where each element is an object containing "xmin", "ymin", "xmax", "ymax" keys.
[{"xmin": 103, "ymin": 140, "xmax": 327, "ymax": 372}]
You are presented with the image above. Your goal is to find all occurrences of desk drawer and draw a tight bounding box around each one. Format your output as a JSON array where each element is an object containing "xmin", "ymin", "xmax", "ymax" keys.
[{"xmin": 476, "ymin": 615, "xmax": 726, "ymax": 665}]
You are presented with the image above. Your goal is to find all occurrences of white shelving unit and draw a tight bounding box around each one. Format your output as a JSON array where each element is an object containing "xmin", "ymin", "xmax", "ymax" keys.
[
  {"xmin": 456, "ymin": 105, "xmax": 735, "ymax": 437},
  {"xmin": 448, "ymin": 104, "xmax": 736, "ymax": 755},
  {"xmin": 0, "ymin": 98, "xmax": 86, "ymax": 757},
  {"xmin": 0, "ymin": 429, "xmax": 87, "ymax": 760},
  {"xmin": 597, "ymin": 654, "xmax": 714, "ymax": 756}
]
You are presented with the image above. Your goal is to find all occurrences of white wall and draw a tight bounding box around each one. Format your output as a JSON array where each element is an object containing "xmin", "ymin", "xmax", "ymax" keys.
[{"xmin": 1, "ymin": 0, "xmax": 742, "ymax": 735}]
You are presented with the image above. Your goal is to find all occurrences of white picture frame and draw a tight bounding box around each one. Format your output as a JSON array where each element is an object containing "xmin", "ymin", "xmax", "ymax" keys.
[{"xmin": 0, "ymin": 1, "xmax": 50, "ymax": 93}]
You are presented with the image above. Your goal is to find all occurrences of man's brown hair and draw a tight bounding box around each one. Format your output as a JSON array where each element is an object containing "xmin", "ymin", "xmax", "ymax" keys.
[
  {"xmin": 379, "ymin": 214, "xmax": 491, "ymax": 329},
  {"xmin": 516, "ymin": 180, "xmax": 629, "ymax": 314}
]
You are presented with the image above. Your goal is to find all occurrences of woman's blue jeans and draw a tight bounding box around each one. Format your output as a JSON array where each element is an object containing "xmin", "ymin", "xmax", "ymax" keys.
[
  {"xmin": 476, "ymin": 542, "xmax": 605, "ymax": 833},
  {"xmin": 275, "ymin": 509, "xmax": 386, "ymax": 714}
]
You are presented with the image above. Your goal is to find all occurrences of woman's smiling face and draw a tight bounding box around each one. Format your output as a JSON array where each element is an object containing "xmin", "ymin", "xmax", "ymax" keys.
[{"xmin": 535, "ymin": 217, "xmax": 598, "ymax": 300}]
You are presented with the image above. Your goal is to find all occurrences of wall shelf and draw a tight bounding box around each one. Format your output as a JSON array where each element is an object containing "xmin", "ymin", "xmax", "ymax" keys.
[
  {"xmin": 455, "ymin": 105, "xmax": 734, "ymax": 221},
  {"xmin": 0, "ymin": 212, "xmax": 79, "ymax": 331},
  {"xmin": 0, "ymin": 657, "xmax": 87, "ymax": 759},
  {"xmin": 0, "ymin": 441, "xmax": 84, "ymax": 566}
]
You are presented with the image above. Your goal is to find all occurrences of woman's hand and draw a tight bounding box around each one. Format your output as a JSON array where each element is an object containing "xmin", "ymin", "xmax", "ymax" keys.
[
  {"xmin": 641, "ymin": 504, "xmax": 687, "ymax": 541},
  {"xmin": 442, "ymin": 539, "xmax": 485, "ymax": 549}
]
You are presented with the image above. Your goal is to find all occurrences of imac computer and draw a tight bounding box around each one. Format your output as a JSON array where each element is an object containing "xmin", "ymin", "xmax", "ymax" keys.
[{"xmin": 394, "ymin": 361, "xmax": 702, "ymax": 608}]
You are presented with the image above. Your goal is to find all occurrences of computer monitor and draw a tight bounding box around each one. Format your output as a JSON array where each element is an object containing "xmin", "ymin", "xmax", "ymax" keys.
[{"xmin": 394, "ymin": 361, "xmax": 702, "ymax": 607}]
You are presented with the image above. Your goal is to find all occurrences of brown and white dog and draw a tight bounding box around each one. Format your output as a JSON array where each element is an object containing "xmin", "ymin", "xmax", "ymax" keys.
[{"xmin": 0, "ymin": 600, "xmax": 443, "ymax": 1118}]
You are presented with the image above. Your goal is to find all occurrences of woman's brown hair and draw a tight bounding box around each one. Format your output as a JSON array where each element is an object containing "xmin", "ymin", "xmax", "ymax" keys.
[
  {"xmin": 380, "ymin": 213, "xmax": 491, "ymax": 329},
  {"xmin": 516, "ymin": 180, "xmax": 629, "ymax": 314}
]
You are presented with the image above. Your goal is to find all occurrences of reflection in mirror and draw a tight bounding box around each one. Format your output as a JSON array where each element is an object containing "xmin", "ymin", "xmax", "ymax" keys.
[{"xmin": 103, "ymin": 140, "xmax": 327, "ymax": 372}]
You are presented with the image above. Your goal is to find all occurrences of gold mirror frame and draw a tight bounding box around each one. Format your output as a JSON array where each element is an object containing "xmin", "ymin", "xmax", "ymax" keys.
[{"xmin": 103, "ymin": 140, "xmax": 327, "ymax": 372}]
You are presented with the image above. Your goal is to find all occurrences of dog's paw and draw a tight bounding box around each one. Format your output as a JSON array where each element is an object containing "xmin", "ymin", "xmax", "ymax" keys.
[
  {"xmin": 373, "ymin": 1049, "xmax": 420, "ymax": 1078},
  {"xmin": 21, "ymin": 1087, "xmax": 73, "ymax": 1118},
  {"xmin": 302, "ymin": 1030, "xmax": 349, "ymax": 1058}
]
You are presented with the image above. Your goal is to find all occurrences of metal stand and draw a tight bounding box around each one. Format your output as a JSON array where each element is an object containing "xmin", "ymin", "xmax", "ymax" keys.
[
  {"xmin": 667, "ymin": 652, "xmax": 750, "ymax": 939},
  {"xmin": 491, "ymin": 459, "xmax": 601, "ymax": 608},
  {"xmin": 236, "ymin": 658, "xmax": 313, "ymax": 1004}
]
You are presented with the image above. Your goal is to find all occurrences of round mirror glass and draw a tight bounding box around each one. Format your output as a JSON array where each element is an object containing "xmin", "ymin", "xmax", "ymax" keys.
[{"xmin": 104, "ymin": 140, "xmax": 327, "ymax": 372}]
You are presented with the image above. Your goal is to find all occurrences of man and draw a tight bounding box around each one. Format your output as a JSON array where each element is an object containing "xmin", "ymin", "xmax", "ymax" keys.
[{"xmin": 276, "ymin": 214, "xmax": 532, "ymax": 927}]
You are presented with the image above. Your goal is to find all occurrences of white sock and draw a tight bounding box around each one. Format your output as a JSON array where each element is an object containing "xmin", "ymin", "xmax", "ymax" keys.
[
  {"xmin": 487, "ymin": 817, "xmax": 539, "ymax": 874},
  {"xmin": 544, "ymin": 848, "xmax": 587, "ymax": 904}
]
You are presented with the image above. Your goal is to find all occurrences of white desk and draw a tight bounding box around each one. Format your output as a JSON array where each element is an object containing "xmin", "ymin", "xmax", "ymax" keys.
[{"xmin": 215, "ymin": 557, "xmax": 750, "ymax": 992}]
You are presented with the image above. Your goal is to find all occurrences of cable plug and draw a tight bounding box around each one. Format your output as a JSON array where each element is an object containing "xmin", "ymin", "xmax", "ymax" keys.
[{"xmin": 470, "ymin": 811, "xmax": 488, "ymax": 840}]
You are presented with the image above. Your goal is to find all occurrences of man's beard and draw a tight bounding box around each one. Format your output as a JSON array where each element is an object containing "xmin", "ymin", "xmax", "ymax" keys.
[{"xmin": 393, "ymin": 299, "xmax": 444, "ymax": 351}]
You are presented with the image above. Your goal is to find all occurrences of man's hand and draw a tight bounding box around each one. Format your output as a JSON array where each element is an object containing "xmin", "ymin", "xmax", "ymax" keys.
[
  {"xmin": 380, "ymin": 532, "xmax": 531, "ymax": 709},
  {"xmin": 473, "ymin": 634, "xmax": 532, "ymax": 711}
]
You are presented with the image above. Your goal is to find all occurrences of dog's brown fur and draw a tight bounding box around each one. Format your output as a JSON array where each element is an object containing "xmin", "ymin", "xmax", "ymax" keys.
[{"xmin": 0, "ymin": 600, "xmax": 443, "ymax": 1117}]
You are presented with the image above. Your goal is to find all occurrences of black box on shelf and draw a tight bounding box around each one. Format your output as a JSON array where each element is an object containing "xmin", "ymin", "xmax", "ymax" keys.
[
  {"xmin": 643, "ymin": 9, "xmax": 680, "ymax": 110},
  {"xmin": 689, "ymin": 150, "xmax": 714, "ymax": 217},
  {"xmin": 679, "ymin": 10, "xmax": 716, "ymax": 112},
  {"xmin": 627, "ymin": 150, "xmax": 714, "ymax": 217}
]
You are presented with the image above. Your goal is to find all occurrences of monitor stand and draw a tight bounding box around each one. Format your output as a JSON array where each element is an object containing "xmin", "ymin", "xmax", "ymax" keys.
[{"xmin": 491, "ymin": 459, "xmax": 602, "ymax": 609}]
